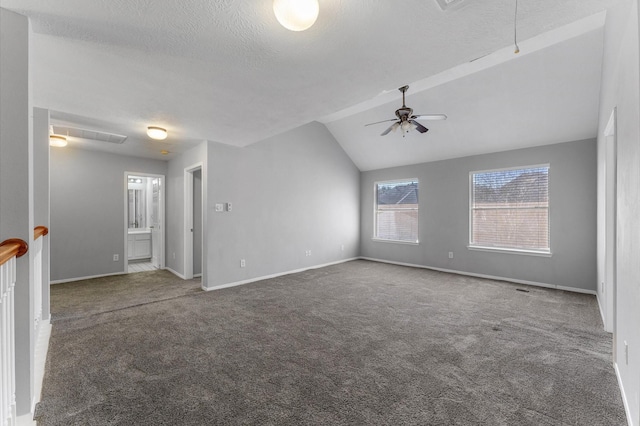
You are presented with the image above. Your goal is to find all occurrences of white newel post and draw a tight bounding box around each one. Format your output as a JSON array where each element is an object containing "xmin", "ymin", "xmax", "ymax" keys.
[
  {"xmin": 32, "ymin": 236, "xmax": 42, "ymax": 331},
  {"xmin": 1, "ymin": 255, "xmax": 18, "ymax": 426}
]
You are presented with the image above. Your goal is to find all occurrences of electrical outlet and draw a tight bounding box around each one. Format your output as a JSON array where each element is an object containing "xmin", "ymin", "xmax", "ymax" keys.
[
  {"xmin": 226, "ymin": 202, "xmax": 232, "ymax": 212},
  {"xmin": 341, "ymin": 245, "xmax": 344, "ymax": 251},
  {"xmin": 448, "ymin": 252, "xmax": 454, "ymax": 259},
  {"xmin": 308, "ymin": 250, "xmax": 311, "ymax": 256},
  {"xmin": 173, "ymin": 252, "xmax": 176, "ymax": 259},
  {"xmin": 113, "ymin": 254, "xmax": 119, "ymax": 261},
  {"xmin": 240, "ymin": 259, "xmax": 246, "ymax": 268}
]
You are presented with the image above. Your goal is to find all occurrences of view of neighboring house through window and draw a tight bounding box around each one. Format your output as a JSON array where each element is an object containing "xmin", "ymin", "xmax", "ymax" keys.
[
  {"xmin": 374, "ymin": 179, "xmax": 419, "ymax": 243},
  {"xmin": 470, "ymin": 165, "xmax": 550, "ymax": 253}
]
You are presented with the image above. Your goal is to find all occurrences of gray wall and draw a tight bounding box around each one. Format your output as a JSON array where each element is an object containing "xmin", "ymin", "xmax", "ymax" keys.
[
  {"xmin": 204, "ymin": 121, "xmax": 360, "ymax": 288},
  {"xmin": 361, "ymin": 139, "xmax": 597, "ymax": 292},
  {"xmin": 50, "ymin": 147, "xmax": 167, "ymax": 281},
  {"xmin": 597, "ymin": 0, "xmax": 640, "ymax": 421}
]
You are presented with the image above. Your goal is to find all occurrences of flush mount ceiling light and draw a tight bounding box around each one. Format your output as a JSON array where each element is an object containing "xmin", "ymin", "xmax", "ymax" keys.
[
  {"xmin": 273, "ymin": 0, "xmax": 319, "ymax": 31},
  {"xmin": 147, "ymin": 126, "xmax": 168, "ymax": 140},
  {"xmin": 49, "ymin": 135, "xmax": 67, "ymax": 147}
]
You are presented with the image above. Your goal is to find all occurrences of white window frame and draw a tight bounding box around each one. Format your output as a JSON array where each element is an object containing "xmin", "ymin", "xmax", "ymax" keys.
[
  {"xmin": 373, "ymin": 178, "xmax": 419, "ymax": 245},
  {"xmin": 468, "ymin": 164, "xmax": 551, "ymax": 256}
]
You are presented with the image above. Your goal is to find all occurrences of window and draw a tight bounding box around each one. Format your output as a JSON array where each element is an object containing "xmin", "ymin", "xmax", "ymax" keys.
[
  {"xmin": 374, "ymin": 179, "xmax": 419, "ymax": 243},
  {"xmin": 470, "ymin": 165, "xmax": 549, "ymax": 253}
]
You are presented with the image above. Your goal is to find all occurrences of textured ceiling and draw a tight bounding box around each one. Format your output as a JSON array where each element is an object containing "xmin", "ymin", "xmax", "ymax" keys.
[{"xmin": 0, "ymin": 0, "xmax": 617, "ymax": 165}]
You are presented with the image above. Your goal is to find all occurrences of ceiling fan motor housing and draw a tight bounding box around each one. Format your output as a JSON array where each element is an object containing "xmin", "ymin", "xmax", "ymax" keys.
[{"xmin": 396, "ymin": 107, "xmax": 413, "ymax": 120}]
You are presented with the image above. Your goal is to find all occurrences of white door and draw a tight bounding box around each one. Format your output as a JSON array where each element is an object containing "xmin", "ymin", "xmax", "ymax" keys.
[{"xmin": 151, "ymin": 178, "xmax": 161, "ymax": 269}]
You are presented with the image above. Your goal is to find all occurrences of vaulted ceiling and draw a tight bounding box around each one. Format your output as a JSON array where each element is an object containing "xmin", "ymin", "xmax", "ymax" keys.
[{"xmin": 0, "ymin": 0, "xmax": 617, "ymax": 169}]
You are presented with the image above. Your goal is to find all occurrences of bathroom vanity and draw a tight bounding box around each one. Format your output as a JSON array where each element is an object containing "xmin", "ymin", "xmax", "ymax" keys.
[{"xmin": 127, "ymin": 230, "xmax": 151, "ymax": 260}]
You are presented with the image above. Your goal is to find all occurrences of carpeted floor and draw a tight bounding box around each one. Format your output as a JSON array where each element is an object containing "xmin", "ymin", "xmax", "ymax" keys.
[{"xmin": 38, "ymin": 260, "xmax": 626, "ymax": 425}]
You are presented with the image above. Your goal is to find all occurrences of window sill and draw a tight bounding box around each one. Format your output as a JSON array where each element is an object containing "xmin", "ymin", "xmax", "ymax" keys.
[
  {"xmin": 372, "ymin": 238, "xmax": 419, "ymax": 246},
  {"xmin": 467, "ymin": 245, "xmax": 552, "ymax": 257}
]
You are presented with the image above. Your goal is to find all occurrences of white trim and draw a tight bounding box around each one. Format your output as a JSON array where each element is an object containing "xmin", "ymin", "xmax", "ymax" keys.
[
  {"xmin": 164, "ymin": 266, "xmax": 187, "ymax": 280},
  {"xmin": 202, "ymin": 258, "xmax": 359, "ymax": 292},
  {"xmin": 32, "ymin": 319, "xmax": 51, "ymax": 414},
  {"xmin": 50, "ymin": 271, "xmax": 126, "ymax": 284},
  {"xmin": 596, "ymin": 293, "xmax": 607, "ymax": 332},
  {"xmin": 358, "ymin": 257, "xmax": 597, "ymax": 295},
  {"xmin": 184, "ymin": 162, "xmax": 203, "ymax": 281},
  {"xmin": 604, "ymin": 108, "xmax": 616, "ymax": 137},
  {"xmin": 193, "ymin": 273, "xmax": 202, "ymax": 278},
  {"xmin": 614, "ymin": 363, "xmax": 634, "ymax": 426},
  {"xmin": 372, "ymin": 238, "xmax": 419, "ymax": 245},
  {"xmin": 467, "ymin": 245, "xmax": 552, "ymax": 257},
  {"xmin": 16, "ymin": 413, "xmax": 35, "ymax": 426}
]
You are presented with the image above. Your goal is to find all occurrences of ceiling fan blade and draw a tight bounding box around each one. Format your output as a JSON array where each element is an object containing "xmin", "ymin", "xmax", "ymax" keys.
[
  {"xmin": 365, "ymin": 118, "xmax": 398, "ymax": 127},
  {"xmin": 380, "ymin": 122, "xmax": 398, "ymax": 136},
  {"xmin": 410, "ymin": 120, "xmax": 429, "ymax": 134},
  {"xmin": 411, "ymin": 114, "xmax": 447, "ymax": 121}
]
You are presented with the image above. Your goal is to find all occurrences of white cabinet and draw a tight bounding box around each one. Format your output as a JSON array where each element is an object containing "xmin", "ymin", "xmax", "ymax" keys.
[{"xmin": 128, "ymin": 231, "xmax": 151, "ymax": 260}]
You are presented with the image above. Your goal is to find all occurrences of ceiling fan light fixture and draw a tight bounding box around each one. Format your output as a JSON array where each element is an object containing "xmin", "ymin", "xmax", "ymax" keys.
[
  {"xmin": 401, "ymin": 121, "xmax": 412, "ymax": 132},
  {"xmin": 147, "ymin": 126, "xmax": 167, "ymax": 140},
  {"xmin": 273, "ymin": 0, "xmax": 319, "ymax": 31},
  {"xmin": 49, "ymin": 134, "xmax": 67, "ymax": 147}
]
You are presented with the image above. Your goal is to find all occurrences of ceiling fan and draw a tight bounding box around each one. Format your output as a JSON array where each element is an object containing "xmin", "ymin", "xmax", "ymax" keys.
[{"xmin": 365, "ymin": 85, "xmax": 447, "ymax": 136}]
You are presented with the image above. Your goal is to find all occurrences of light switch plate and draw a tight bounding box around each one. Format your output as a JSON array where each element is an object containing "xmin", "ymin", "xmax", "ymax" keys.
[{"xmin": 215, "ymin": 203, "xmax": 223, "ymax": 212}]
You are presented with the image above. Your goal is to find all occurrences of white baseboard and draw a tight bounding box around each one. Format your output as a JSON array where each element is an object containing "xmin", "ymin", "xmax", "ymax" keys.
[
  {"xmin": 615, "ymin": 362, "xmax": 634, "ymax": 426},
  {"xmin": 32, "ymin": 319, "xmax": 52, "ymax": 413},
  {"xmin": 359, "ymin": 257, "xmax": 597, "ymax": 295},
  {"xmin": 203, "ymin": 257, "xmax": 359, "ymax": 292},
  {"xmin": 193, "ymin": 273, "xmax": 202, "ymax": 278},
  {"xmin": 16, "ymin": 413, "xmax": 36, "ymax": 426},
  {"xmin": 50, "ymin": 271, "xmax": 126, "ymax": 285},
  {"xmin": 596, "ymin": 292, "xmax": 607, "ymax": 330},
  {"xmin": 164, "ymin": 267, "xmax": 186, "ymax": 280}
]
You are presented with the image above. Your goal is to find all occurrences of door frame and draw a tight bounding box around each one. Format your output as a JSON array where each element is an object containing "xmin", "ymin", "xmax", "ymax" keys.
[
  {"xmin": 123, "ymin": 171, "xmax": 166, "ymax": 272},
  {"xmin": 603, "ymin": 109, "xmax": 617, "ymax": 342},
  {"xmin": 184, "ymin": 162, "xmax": 203, "ymax": 280}
]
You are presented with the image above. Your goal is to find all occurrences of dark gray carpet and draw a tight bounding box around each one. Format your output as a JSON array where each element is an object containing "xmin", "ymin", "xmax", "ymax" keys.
[{"xmin": 38, "ymin": 260, "xmax": 626, "ymax": 425}]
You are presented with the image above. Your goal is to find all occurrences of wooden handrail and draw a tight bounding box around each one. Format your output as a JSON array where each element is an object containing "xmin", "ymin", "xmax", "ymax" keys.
[
  {"xmin": 34, "ymin": 226, "xmax": 49, "ymax": 240},
  {"xmin": 0, "ymin": 238, "xmax": 28, "ymax": 267}
]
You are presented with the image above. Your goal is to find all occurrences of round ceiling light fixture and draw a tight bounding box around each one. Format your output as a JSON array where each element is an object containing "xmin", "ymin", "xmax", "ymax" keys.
[
  {"xmin": 147, "ymin": 126, "xmax": 168, "ymax": 140},
  {"xmin": 49, "ymin": 135, "xmax": 68, "ymax": 147},
  {"xmin": 273, "ymin": 0, "xmax": 319, "ymax": 31}
]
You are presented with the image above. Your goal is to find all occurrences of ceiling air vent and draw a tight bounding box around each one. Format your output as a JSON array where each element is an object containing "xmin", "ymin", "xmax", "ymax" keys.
[
  {"xmin": 51, "ymin": 125, "xmax": 127, "ymax": 144},
  {"xmin": 435, "ymin": 0, "xmax": 465, "ymax": 11}
]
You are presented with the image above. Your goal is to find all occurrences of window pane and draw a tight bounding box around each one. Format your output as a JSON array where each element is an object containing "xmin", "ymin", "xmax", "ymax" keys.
[
  {"xmin": 471, "ymin": 167, "xmax": 549, "ymax": 251},
  {"xmin": 375, "ymin": 180, "xmax": 419, "ymax": 242}
]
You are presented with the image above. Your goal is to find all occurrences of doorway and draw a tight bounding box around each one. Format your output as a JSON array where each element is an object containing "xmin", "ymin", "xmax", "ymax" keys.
[
  {"xmin": 124, "ymin": 172, "xmax": 165, "ymax": 274},
  {"xmin": 184, "ymin": 163, "xmax": 203, "ymax": 280}
]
